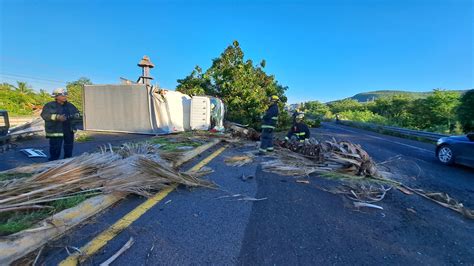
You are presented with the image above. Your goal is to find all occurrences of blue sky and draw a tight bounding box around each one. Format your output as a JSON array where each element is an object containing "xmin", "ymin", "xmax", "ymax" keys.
[{"xmin": 0, "ymin": 0, "xmax": 472, "ymax": 103}]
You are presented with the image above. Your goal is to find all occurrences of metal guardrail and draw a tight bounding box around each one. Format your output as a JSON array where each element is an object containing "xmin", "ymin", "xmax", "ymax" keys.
[
  {"xmin": 338, "ymin": 120, "xmax": 449, "ymax": 141},
  {"xmin": 9, "ymin": 116, "xmax": 37, "ymax": 127}
]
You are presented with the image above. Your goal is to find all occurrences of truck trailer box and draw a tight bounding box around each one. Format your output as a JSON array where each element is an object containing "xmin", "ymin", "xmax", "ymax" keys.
[{"xmin": 83, "ymin": 84, "xmax": 224, "ymax": 134}]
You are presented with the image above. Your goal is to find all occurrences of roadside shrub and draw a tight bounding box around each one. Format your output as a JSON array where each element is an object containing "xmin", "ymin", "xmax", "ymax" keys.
[
  {"xmin": 305, "ymin": 118, "xmax": 321, "ymax": 128},
  {"xmin": 339, "ymin": 110, "xmax": 387, "ymax": 124}
]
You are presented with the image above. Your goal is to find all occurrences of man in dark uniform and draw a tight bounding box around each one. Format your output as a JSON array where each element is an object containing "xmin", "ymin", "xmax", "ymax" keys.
[
  {"xmin": 285, "ymin": 113, "xmax": 310, "ymax": 142},
  {"xmin": 40, "ymin": 88, "xmax": 81, "ymax": 161},
  {"xmin": 259, "ymin": 95, "xmax": 279, "ymax": 154}
]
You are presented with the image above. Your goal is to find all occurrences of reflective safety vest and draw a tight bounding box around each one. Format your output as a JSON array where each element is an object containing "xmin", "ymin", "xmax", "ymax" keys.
[
  {"xmin": 40, "ymin": 101, "xmax": 80, "ymax": 138},
  {"xmin": 261, "ymin": 103, "xmax": 279, "ymax": 129},
  {"xmin": 286, "ymin": 122, "xmax": 310, "ymax": 141}
]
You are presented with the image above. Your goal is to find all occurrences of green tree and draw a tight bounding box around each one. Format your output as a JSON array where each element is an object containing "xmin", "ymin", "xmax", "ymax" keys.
[
  {"xmin": 0, "ymin": 83, "xmax": 14, "ymax": 91},
  {"xmin": 409, "ymin": 98, "xmax": 432, "ymax": 130},
  {"xmin": 177, "ymin": 40, "xmax": 288, "ymax": 129},
  {"xmin": 15, "ymin": 81, "xmax": 33, "ymax": 94},
  {"xmin": 302, "ymin": 101, "xmax": 330, "ymax": 117},
  {"xmin": 370, "ymin": 94, "xmax": 415, "ymax": 127},
  {"xmin": 0, "ymin": 82, "xmax": 53, "ymax": 115},
  {"xmin": 176, "ymin": 66, "xmax": 209, "ymax": 96},
  {"xmin": 328, "ymin": 99, "xmax": 364, "ymax": 114},
  {"xmin": 324, "ymin": 89, "xmax": 463, "ymax": 134},
  {"xmin": 300, "ymin": 101, "xmax": 331, "ymax": 126},
  {"xmin": 339, "ymin": 110, "xmax": 387, "ymax": 124},
  {"xmin": 35, "ymin": 89, "xmax": 53, "ymax": 106},
  {"xmin": 66, "ymin": 77, "xmax": 92, "ymax": 112},
  {"xmin": 423, "ymin": 89, "xmax": 460, "ymax": 133},
  {"xmin": 38, "ymin": 89, "xmax": 50, "ymax": 99},
  {"xmin": 457, "ymin": 89, "xmax": 474, "ymax": 133}
]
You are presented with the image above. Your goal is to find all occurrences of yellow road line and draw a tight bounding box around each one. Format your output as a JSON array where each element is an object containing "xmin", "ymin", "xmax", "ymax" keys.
[
  {"xmin": 187, "ymin": 146, "xmax": 227, "ymax": 172},
  {"xmin": 59, "ymin": 145, "xmax": 227, "ymax": 266}
]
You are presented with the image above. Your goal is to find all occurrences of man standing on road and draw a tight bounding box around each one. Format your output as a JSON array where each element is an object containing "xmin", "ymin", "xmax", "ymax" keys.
[
  {"xmin": 285, "ymin": 113, "xmax": 310, "ymax": 142},
  {"xmin": 40, "ymin": 88, "xmax": 81, "ymax": 161},
  {"xmin": 259, "ymin": 95, "xmax": 280, "ymax": 154}
]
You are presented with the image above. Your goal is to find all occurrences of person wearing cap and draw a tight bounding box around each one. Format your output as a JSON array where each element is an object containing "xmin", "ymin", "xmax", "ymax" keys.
[
  {"xmin": 40, "ymin": 88, "xmax": 81, "ymax": 161},
  {"xmin": 285, "ymin": 113, "xmax": 310, "ymax": 142},
  {"xmin": 259, "ymin": 95, "xmax": 280, "ymax": 154}
]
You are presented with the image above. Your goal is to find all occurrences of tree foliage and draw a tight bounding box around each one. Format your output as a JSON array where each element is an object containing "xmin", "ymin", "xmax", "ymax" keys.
[
  {"xmin": 177, "ymin": 40, "xmax": 288, "ymax": 129},
  {"xmin": 457, "ymin": 89, "xmax": 474, "ymax": 133},
  {"xmin": 327, "ymin": 99, "xmax": 365, "ymax": 114},
  {"xmin": 339, "ymin": 110, "xmax": 387, "ymax": 124},
  {"xmin": 301, "ymin": 101, "xmax": 331, "ymax": 118},
  {"xmin": 0, "ymin": 82, "xmax": 51, "ymax": 115},
  {"xmin": 298, "ymin": 101, "xmax": 331, "ymax": 127},
  {"xmin": 66, "ymin": 77, "xmax": 92, "ymax": 112},
  {"xmin": 15, "ymin": 81, "xmax": 33, "ymax": 94},
  {"xmin": 0, "ymin": 78, "xmax": 92, "ymax": 116},
  {"xmin": 302, "ymin": 89, "xmax": 467, "ymax": 134},
  {"xmin": 176, "ymin": 66, "xmax": 209, "ymax": 96},
  {"xmin": 423, "ymin": 89, "xmax": 460, "ymax": 131},
  {"xmin": 369, "ymin": 94, "xmax": 415, "ymax": 127}
]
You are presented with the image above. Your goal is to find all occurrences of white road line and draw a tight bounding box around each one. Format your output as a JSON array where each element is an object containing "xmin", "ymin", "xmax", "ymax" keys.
[{"xmin": 324, "ymin": 123, "xmax": 435, "ymax": 154}]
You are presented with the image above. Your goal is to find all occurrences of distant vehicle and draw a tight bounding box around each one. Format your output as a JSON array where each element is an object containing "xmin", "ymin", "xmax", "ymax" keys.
[{"xmin": 436, "ymin": 133, "xmax": 474, "ymax": 168}]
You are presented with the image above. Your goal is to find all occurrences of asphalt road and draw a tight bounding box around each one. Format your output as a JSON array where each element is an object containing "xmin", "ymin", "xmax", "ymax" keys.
[
  {"xmin": 21, "ymin": 124, "xmax": 474, "ymax": 265},
  {"xmin": 240, "ymin": 123, "xmax": 474, "ymax": 264},
  {"xmin": 317, "ymin": 122, "xmax": 474, "ymax": 209}
]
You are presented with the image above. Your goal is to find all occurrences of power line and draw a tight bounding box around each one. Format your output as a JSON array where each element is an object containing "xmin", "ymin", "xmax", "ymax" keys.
[
  {"xmin": 1, "ymin": 56, "xmax": 80, "ymax": 76},
  {"xmin": 0, "ymin": 72, "xmax": 67, "ymax": 84},
  {"xmin": 0, "ymin": 77, "xmax": 64, "ymax": 88},
  {"xmin": 0, "ymin": 77, "xmax": 64, "ymax": 90}
]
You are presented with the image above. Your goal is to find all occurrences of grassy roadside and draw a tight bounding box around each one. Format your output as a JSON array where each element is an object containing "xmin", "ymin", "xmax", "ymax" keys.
[
  {"xmin": 0, "ymin": 193, "xmax": 94, "ymax": 236},
  {"xmin": 149, "ymin": 136, "xmax": 202, "ymax": 151},
  {"xmin": 75, "ymin": 131, "xmax": 94, "ymax": 143}
]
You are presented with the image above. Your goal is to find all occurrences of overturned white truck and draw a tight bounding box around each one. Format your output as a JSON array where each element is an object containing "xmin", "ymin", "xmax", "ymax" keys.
[
  {"xmin": 82, "ymin": 84, "xmax": 225, "ymax": 134},
  {"xmin": 83, "ymin": 56, "xmax": 224, "ymax": 134}
]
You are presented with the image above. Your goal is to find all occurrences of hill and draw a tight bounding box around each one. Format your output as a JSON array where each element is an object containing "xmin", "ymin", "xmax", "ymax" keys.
[{"xmin": 349, "ymin": 90, "xmax": 467, "ymax": 102}]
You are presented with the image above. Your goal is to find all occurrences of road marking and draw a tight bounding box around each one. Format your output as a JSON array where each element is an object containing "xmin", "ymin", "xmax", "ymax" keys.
[
  {"xmin": 59, "ymin": 145, "xmax": 228, "ymax": 266},
  {"xmin": 324, "ymin": 123, "xmax": 435, "ymax": 154}
]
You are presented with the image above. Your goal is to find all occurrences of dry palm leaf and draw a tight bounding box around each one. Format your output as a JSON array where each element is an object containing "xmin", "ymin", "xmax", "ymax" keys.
[
  {"xmin": 224, "ymin": 154, "xmax": 254, "ymax": 167},
  {"xmin": 353, "ymin": 202, "xmax": 383, "ymax": 210},
  {"xmin": 264, "ymin": 138, "xmax": 382, "ymax": 178},
  {"xmin": 0, "ymin": 143, "xmax": 215, "ymax": 212},
  {"xmin": 0, "ymin": 159, "xmax": 73, "ymax": 175},
  {"xmin": 405, "ymin": 188, "xmax": 474, "ymax": 220},
  {"xmin": 226, "ymin": 122, "xmax": 261, "ymax": 141},
  {"xmin": 271, "ymin": 138, "xmax": 474, "ymax": 219},
  {"xmin": 159, "ymin": 151, "xmax": 184, "ymax": 165},
  {"xmin": 336, "ymin": 182, "xmax": 392, "ymax": 203}
]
